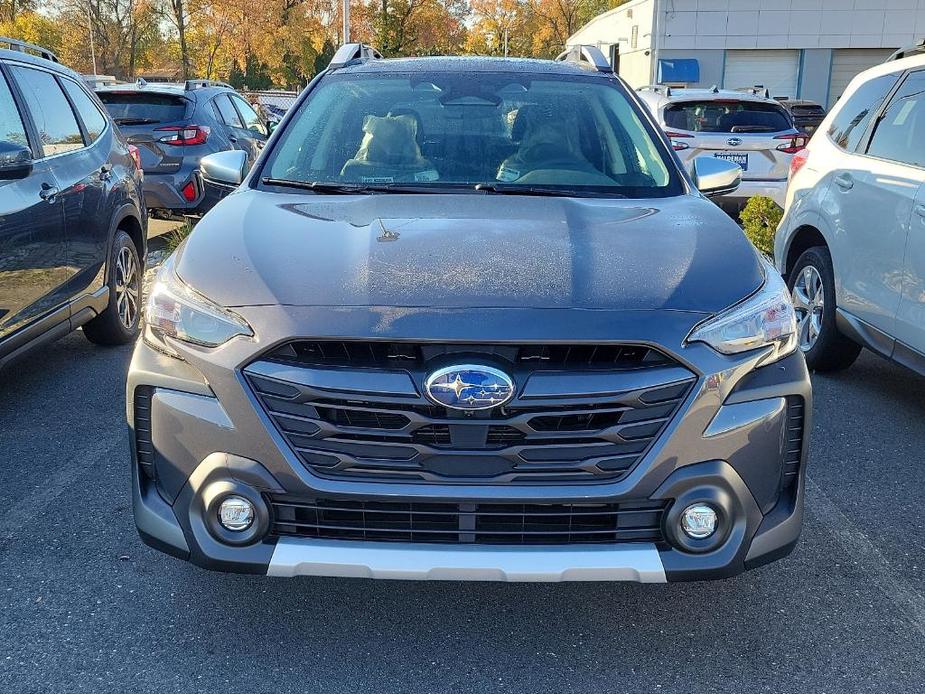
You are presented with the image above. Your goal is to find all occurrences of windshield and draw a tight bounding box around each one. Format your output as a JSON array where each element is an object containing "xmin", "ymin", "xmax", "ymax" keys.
[
  {"xmin": 97, "ymin": 91, "xmax": 189, "ymax": 124},
  {"xmin": 664, "ymin": 100, "xmax": 792, "ymax": 133},
  {"xmin": 262, "ymin": 71, "xmax": 681, "ymax": 197}
]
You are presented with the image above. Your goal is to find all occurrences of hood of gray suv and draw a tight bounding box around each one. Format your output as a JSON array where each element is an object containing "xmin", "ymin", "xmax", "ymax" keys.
[{"xmin": 176, "ymin": 189, "xmax": 762, "ymax": 314}]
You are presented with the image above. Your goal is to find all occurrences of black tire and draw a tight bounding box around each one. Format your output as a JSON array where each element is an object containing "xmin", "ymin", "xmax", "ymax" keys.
[
  {"xmin": 787, "ymin": 245, "xmax": 861, "ymax": 372},
  {"xmin": 83, "ymin": 229, "xmax": 143, "ymax": 346}
]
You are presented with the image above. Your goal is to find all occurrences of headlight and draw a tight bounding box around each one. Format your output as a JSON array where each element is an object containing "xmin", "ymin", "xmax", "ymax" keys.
[
  {"xmin": 686, "ymin": 257, "xmax": 797, "ymax": 366},
  {"xmin": 145, "ymin": 255, "xmax": 252, "ymax": 356}
]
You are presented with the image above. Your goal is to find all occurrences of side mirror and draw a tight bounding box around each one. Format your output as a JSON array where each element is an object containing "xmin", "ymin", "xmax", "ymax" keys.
[
  {"xmin": 267, "ymin": 120, "xmax": 278, "ymax": 135},
  {"xmin": 0, "ymin": 140, "xmax": 33, "ymax": 180},
  {"xmin": 691, "ymin": 156, "xmax": 742, "ymax": 197},
  {"xmin": 200, "ymin": 150, "xmax": 248, "ymax": 187}
]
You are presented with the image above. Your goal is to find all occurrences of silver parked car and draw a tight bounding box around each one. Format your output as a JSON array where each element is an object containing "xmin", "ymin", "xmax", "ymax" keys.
[
  {"xmin": 776, "ymin": 52, "xmax": 925, "ymax": 373},
  {"xmin": 636, "ymin": 85, "xmax": 807, "ymax": 211}
]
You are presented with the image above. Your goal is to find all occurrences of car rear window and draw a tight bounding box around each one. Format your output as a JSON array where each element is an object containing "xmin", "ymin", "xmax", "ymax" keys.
[
  {"xmin": 791, "ymin": 105, "xmax": 825, "ymax": 116},
  {"xmin": 97, "ymin": 91, "xmax": 188, "ymax": 125},
  {"xmin": 664, "ymin": 100, "xmax": 792, "ymax": 133}
]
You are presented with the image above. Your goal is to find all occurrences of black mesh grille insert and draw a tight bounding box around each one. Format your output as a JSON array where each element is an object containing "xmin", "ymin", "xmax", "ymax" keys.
[
  {"xmin": 316, "ymin": 406, "xmax": 409, "ymax": 430},
  {"xmin": 264, "ymin": 341, "xmax": 675, "ymax": 370},
  {"xmin": 269, "ymin": 497, "xmax": 668, "ymax": 545}
]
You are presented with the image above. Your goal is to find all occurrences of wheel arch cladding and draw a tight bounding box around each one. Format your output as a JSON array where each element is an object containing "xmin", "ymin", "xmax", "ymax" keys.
[
  {"xmin": 112, "ymin": 205, "xmax": 146, "ymax": 268},
  {"xmin": 785, "ymin": 225, "xmax": 827, "ymax": 278}
]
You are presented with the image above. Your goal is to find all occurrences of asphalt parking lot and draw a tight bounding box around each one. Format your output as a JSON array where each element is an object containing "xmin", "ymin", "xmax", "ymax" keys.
[{"xmin": 0, "ymin": 335, "xmax": 923, "ymax": 693}]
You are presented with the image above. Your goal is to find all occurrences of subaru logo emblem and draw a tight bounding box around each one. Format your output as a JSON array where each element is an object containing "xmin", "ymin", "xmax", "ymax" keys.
[
  {"xmin": 727, "ymin": 137, "xmax": 742, "ymax": 147},
  {"xmin": 424, "ymin": 365, "xmax": 515, "ymax": 411}
]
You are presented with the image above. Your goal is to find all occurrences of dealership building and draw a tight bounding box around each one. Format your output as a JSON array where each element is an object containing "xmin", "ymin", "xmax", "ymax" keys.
[{"xmin": 567, "ymin": 0, "xmax": 925, "ymax": 107}]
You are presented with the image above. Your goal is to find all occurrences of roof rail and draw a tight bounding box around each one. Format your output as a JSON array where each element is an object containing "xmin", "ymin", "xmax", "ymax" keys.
[
  {"xmin": 887, "ymin": 38, "xmax": 925, "ymax": 62},
  {"xmin": 733, "ymin": 85, "xmax": 771, "ymax": 99},
  {"xmin": 555, "ymin": 45, "xmax": 611, "ymax": 73},
  {"xmin": 0, "ymin": 36, "xmax": 59, "ymax": 63},
  {"xmin": 329, "ymin": 43, "xmax": 383, "ymax": 70},
  {"xmin": 184, "ymin": 79, "xmax": 232, "ymax": 91},
  {"xmin": 637, "ymin": 84, "xmax": 673, "ymax": 97}
]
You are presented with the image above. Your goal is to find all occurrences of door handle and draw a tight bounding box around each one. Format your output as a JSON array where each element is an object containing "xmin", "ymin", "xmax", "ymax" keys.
[
  {"xmin": 229, "ymin": 136, "xmax": 238, "ymax": 144},
  {"xmin": 833, "ymin": 173, "xmax": 854, "ymax": 190},
  {"xmin": 914, "ymin": 203, "xmax": 925, "ymax": 218},
  {"xmin": 39, "ymin": 182, "xmax": 58, "ymax": 201}
]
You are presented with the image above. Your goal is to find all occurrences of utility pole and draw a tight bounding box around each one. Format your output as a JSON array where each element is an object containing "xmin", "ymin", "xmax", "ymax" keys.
[
  {"xmin": 87, "ymin": 3, "xmax": 97, "ymax": 76},
  {"xmin": 503, "ymin": 27, "xmax": 508, "ymax": 57},
  {"xmin": 343, "ymin": 0, "xmax": 350, "ymax": 43}
]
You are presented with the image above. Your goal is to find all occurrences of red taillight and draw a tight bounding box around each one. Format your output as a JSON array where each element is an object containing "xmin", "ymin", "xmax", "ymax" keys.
[
  {"xmin": 775, "ymin": 133, "xmax": 809, "ymax": 154},
  {"xmin": 155, "ymin": 124, "xmax": 210, "ymax": 146},
  {"xmin": 181, "ymin": 180, "xmax": 198, "ymax": 202},
  {"xmin": 789, "ymin": 148, "xmax": 810, "ymax": 178},
  {"xmin": 127, "ymin": 144, "xmax": 142, "ymax": 171},
  {"xmin": 665, "ymin": 131, "xmax": 694, "ymax": 151}
]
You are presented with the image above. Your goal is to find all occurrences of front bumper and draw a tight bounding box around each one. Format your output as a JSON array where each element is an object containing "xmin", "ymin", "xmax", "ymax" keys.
[{"xmin": 128, "ymin": 306, "xmax": 811, "ymax": 582}]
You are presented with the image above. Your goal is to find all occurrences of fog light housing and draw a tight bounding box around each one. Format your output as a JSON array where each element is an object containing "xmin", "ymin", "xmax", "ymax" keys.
[
  {"xmin": 680, "ymin": 503, "xmax": 717, "ymax": 539},
  {"xmin": 218, "ymin": 495, "xmax": 255, "ymax": 531}
]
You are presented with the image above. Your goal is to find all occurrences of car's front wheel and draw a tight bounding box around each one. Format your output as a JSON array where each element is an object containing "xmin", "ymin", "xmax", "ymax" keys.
[
  {"xmin": 787, "ymin": 246, "xmax": 861, "ymax": 371},
  {"xmin": 83, "ymin": 229, "xmax": 143, "ymax": 345}
]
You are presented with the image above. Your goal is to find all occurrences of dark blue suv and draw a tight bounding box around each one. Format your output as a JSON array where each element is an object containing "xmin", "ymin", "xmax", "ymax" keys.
[
  {"xmin": 0, "ymin": 38, "xmax": 146, "ymax": 368},
  {"xmin": 96, "ymin": 80, "xmax": 268, "ymax": 215}
]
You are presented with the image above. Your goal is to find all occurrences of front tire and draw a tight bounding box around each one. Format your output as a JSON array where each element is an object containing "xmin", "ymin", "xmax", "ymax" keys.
[
  {"xmin": 787, "ymin": 246, "xmax": 860, "ymax": 372},
  {"xmin": 83, "ymin": 230, "xmax": 142, "ymax": 346}
]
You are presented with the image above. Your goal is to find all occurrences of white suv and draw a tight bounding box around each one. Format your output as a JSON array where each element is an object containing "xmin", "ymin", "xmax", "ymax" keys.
[
  {"xmin": 776, "ymin": 53, "xmax": 925, "ymax": 374},
  {"xmin": 636, "ymin": 86, "xmax": 806, "ymax": 210}
]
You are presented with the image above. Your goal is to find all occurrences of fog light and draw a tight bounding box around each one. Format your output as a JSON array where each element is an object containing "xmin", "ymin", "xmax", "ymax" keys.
[
  {"xmin": 680, "ymin": 503, "xmax": 717, "ymax": 539},
  {"xmin": 218, "ymin": 495, "xmax": 255, "ymax": 531}
]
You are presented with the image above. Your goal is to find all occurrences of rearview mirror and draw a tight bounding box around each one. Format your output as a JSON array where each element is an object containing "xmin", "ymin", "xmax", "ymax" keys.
[
  {"xmin": 200, "ymin": 150, "xmax": 248, "ymax": 187},
  {"xmin": 0, "ymin": 140, "xmax": 33, "ymax": 180},
  {"xmin": 690, "ymin": 156, "xmax": 742, "ymax": 197}
]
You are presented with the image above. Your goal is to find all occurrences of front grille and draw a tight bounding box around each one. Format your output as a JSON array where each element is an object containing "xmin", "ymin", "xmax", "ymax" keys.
[
  {"xmin": 265, "ymin": 341, "xmax": 676, "ymax": 370},
  {"xmin": 246, "ymin": 341, "xmax": 695, "ymax": 484},
  {"xmin": 269, "ymin": 497, "xmax": 668, "ymax": 545},
  {"xmin": 133, "ymin": 386, "xmax": 155, "ymax": 479},
  {"xmin": 782, "ymin": 396, "xmax": 805, "ymax": 488}
]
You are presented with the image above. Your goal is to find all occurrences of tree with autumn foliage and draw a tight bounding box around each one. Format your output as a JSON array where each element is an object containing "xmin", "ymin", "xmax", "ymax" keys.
[
  {"xmin": 467, "ymin": 0, "xmax": 621, "ymax": 58},
  {"xmin": 1, "ymin": 1, "xmax": 161, "ymax": 79},
  {"xmin": 0, "ymin": 0, "xmax": 622, "ymax": 87}
]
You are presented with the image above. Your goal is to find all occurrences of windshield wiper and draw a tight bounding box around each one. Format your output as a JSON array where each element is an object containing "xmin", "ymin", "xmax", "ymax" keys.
[
  {"xmin": 261, "ymin": 179, "xmax": 450, "ymax": 194},
  {"xmin": 114, "ymin": 117, "xmax": 160, "ymax": 125},
  {"xmin": 474, "ymin": 183, "xmax": 624, "ymax": 198}
]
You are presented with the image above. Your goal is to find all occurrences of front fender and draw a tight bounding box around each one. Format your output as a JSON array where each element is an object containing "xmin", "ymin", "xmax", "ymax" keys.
[{"xmin": 776, "ymin": 189, "xmax": 835, "ymax": 276}]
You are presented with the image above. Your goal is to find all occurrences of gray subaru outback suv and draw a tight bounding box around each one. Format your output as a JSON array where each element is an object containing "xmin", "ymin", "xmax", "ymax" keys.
[{"xmin": 128, "ymin": 45, "xmax": 811, "ymax": 583}]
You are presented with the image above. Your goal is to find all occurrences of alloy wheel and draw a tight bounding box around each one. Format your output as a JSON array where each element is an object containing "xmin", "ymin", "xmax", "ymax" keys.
[
  {"xmin": 115, "ymin": 246, "xmax": 140, "ymax": 330},
  {"xmin": 791, "ymin": 264, "xmax": 824, "ymax": 352}
]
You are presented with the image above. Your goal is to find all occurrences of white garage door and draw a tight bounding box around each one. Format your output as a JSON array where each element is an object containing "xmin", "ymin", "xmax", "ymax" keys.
[
  {"xmin": 828, "ymin": 49, "xmax": 896, "ymax": 107},
  {"xmin": 723, "ymin": 50, "xmax": 800, "ymax": 99}
]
